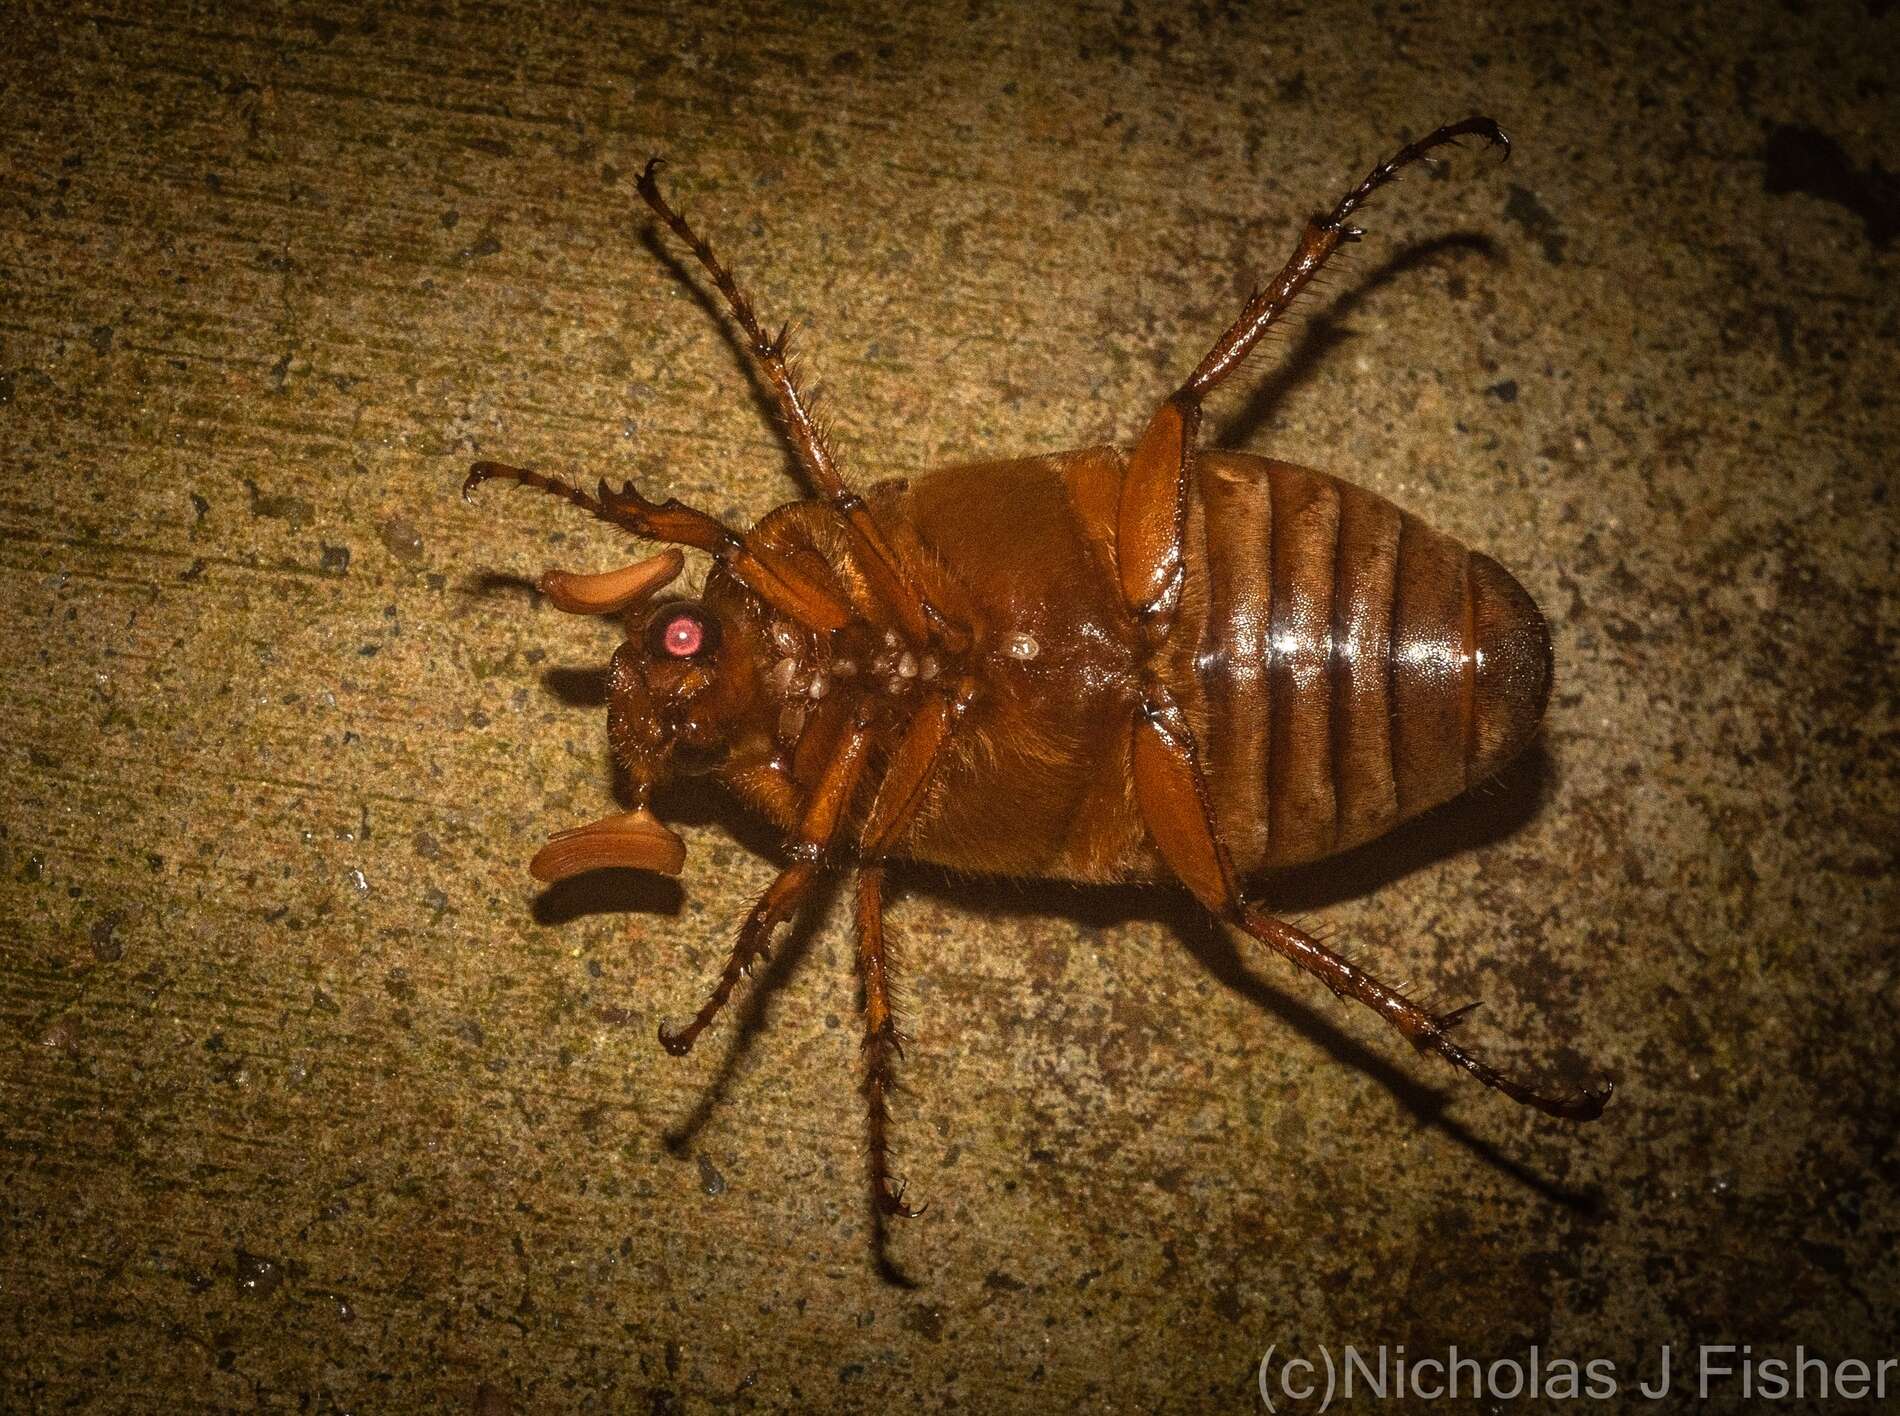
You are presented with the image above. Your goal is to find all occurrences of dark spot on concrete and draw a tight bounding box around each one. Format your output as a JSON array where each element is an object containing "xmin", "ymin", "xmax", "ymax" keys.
[
  {"xmin": 441, "ymin": 208, "xmax": 459, "ymax": 229},
  {"xmin": 89, "ymin": 910, "xmax": 125, "ymax": 962},
  {"xmin": 320, "ymin": 543, "xmax": 351, "ymax": 575},
  {"xmin": 465, "ymin": 136, "xmax": 513, "ymax": 158},
  {"xmin": 1487, "ymin": 379, "xmax": 1519, "ymax": 402},
  {"xmin": 270, "ymin": 351, "xmax": 291, "ymax": 390},
  {"xmin": 411, "ymin": 830, "xmax": 441, "ymax": 860},
  {"xmin": 1503, "ymin": 184, "xmax": 1567, "ymax": 264},
  {"xmin": 88, "ymin": 324, "xmax": 114, "ymax": 354},
  {"xmin": 902, "ymin": 1303, "xmax": 945, "ymax": 1341},
  {"xmin": 311, "ymin": 986, "xmax": 339, "ymax": 1014},
  {"xmin": 829, "ymin": 48, "xmax": 864, "ymax": 73},
  {"xmin": 38, "ymin": 1018, "xmax": 80, "ymax": 1057},
  {"xmin": 1763, "ymin": 124, "xmax": 1899, "ymax": 247},
  {"xmin": 190, "ymin": 491, "xmax": 209, "ymax": 521},
  {"xmin": 696, "ymin": 1152, "xmax": 727, "ymax": 1196},
  {"xmin": 983, "ymin": 1268, "xmax": 1027, "ymax": 1291},
  {"xmin": 244, "ymin": 479, "xmax": 313, "ymax": 528},
  {"xmin": 450, "ymin": 1017, "xmax": 484, "ymax": 1047},
  {"xmin": 301, "ymin": 13, "xmax": 341, "ymax": 43},
  {"xmin": 1799, "ymin": 1239, "xmax": 1848, "ymax": 1273},
  {"xmin": 234, "ymin": 1249, "xmax": 283, "ymax": 1297},
  {"xmin": 457, "ymin": 233, "xmax": 503, "ymax": 261},
  {"xmin": 379, "ymin": 517, "xmax": 423, "ymax": 566},
  {"xmin": 1030, "ymin": 937, "xmax": 1070, "ymax": 984}
]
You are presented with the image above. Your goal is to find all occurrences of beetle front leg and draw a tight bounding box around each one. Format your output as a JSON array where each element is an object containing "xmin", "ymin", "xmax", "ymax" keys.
[
  {"xmin": 1129, "ymin": 685, "xmax": 1611, "ymax": 1121},
  {"xmin": 1117, "ymin": 116, "xmax": 1509, "ymax": 623},
  {"xmin": 657, "ymin": 707, "xmax": 873, "ymax": 1055},
  {"xmin": 635, "ymin": 160, "xmax": 947, "ymax": 649}
]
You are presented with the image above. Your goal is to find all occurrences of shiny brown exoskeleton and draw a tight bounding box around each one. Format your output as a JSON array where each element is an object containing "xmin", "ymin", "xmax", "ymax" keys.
[{"xmin": 464, "ymin": 117, "xmax": 1612, "ymax": 1221}]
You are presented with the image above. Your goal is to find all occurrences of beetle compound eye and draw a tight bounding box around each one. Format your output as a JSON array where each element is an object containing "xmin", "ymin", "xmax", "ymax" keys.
[
  {"xmin": 661, "ymin": 615, "xmax": 704, "ymax": 656},
  {"xmin": 647, "ymin": 603, "xmax": 721, "ymax": 661}
]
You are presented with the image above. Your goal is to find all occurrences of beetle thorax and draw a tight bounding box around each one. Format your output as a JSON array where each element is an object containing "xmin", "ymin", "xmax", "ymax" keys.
[{"xmin": 760, "ymin": 617, "xmax": 945, "ymax": 750}]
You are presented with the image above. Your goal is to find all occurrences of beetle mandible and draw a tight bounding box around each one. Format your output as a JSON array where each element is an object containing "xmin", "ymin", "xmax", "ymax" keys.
[{"xmin": 463, "ymin": 116, "xmax": 1612, "ymax": 1219}]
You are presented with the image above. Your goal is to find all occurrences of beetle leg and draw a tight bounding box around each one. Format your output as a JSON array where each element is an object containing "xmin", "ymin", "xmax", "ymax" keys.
[
  {"xmin": 858, "ymin": 677, "xmax": 981, "ymax": 855},
  {"xmin": 657, "ymin": 705, "xmax": 874, "ymax": 1056},
  {"xmin": 636, "ymin": 159, "xmax": 950, "ymax": 649},
  {"xmin": 854, "ymin": 867, "xmax": 922, "ymax": 1218},
  {"xmin": 464, "ymin": 460, "xmax": 853, "ymax": 634},
  {"xmin": 1129, "ymin": 683, "xmax": 1610, "ymax": 1122},
  {"xmin": 1118, "ymin": 116, "xmax": 1509, "ymax": 624}
]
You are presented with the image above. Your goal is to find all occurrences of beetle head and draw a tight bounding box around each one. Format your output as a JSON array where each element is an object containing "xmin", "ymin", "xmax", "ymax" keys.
[
  {"xmin": 528, "ymin": 550, "xmax": 761, "ymax": 881},
  {"xmin": 608, "ymin": 590, "xmax": 761, "ymax": 800}
]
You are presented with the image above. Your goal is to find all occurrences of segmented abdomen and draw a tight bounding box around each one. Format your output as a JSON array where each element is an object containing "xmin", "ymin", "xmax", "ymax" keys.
[{"xmin": 1175, "ymin": 452, "xmax": 1551, "ymax": 872}]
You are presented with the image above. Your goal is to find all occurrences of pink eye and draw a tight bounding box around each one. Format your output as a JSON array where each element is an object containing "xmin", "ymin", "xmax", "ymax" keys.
[
  {"xmin": 646, "ymin": 602, "xmax": 720, "ymax": 661},
  {"xmin": 662, "ymin": 615, "xmax": 703, "ymax": 657}
]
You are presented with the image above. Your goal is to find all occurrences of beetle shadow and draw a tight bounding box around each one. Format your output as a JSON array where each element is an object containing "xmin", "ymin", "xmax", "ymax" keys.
[
  {"xmin": 885, "ymin": 738, "xmax": 1603, "ymax": 1217},
  {"xmin": 1209, "ymin": 232, "xmax": 1501, "ymax": 453},
  {"xmin": 654, "ymin": 873, "xmax": 833, "ymax": 1158},
  {"xmin": 468, "ymin": 569, "xmax": 544, "ymax": 601},
  {"xmin": 524, "ymin": 739, "xmax": 1595, "ymax": 1280}
]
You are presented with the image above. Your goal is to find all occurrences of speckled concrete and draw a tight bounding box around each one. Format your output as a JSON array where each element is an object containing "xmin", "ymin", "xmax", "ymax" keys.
[{"xmin": 2, "ymin": 1, "xmax": 1894, "ymax": 1411}]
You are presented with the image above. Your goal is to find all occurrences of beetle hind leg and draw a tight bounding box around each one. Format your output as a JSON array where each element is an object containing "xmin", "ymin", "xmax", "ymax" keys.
[
  {"xmin": 1129, "ymin": 688, "xmax": 1610, "ymax": 1121},
  {"xmin": 1232, "ymin": 909, "xmax": 1611, "ymax": 1121}
]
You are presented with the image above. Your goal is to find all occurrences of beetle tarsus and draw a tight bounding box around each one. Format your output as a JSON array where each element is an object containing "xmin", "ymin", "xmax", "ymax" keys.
[{"xmin": 657, "ymin": 1021, "xmax": 695, "ymax": 1057}]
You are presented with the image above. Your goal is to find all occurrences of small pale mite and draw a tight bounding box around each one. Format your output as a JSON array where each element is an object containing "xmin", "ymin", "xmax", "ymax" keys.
[{"xmin": 462, "ymin": 117, "xmax": 1611, "ymax": 1224}]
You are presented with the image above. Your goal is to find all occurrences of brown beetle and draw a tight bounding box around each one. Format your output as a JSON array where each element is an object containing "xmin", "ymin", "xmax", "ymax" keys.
[{"xmin": 464, "ymin": 117, "xmax": 1611, "ymax": 1219}]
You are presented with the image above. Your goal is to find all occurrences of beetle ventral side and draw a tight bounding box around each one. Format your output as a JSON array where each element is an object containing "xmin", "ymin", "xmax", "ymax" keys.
[{"xmin": 461, "ymin": 116, "xmax": 1611, "ymax": 1227}]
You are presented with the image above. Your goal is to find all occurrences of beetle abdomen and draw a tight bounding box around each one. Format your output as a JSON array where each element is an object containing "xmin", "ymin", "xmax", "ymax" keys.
[{"xmin": 1176, "ymin": 453, "xmax": 1551, "ymax": 871}]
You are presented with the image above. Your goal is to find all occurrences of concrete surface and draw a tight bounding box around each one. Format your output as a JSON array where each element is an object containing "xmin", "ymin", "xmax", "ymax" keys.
[{"xmin": 2, "ymin": 0, "xmax": 1894, "ymax": 1411}]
